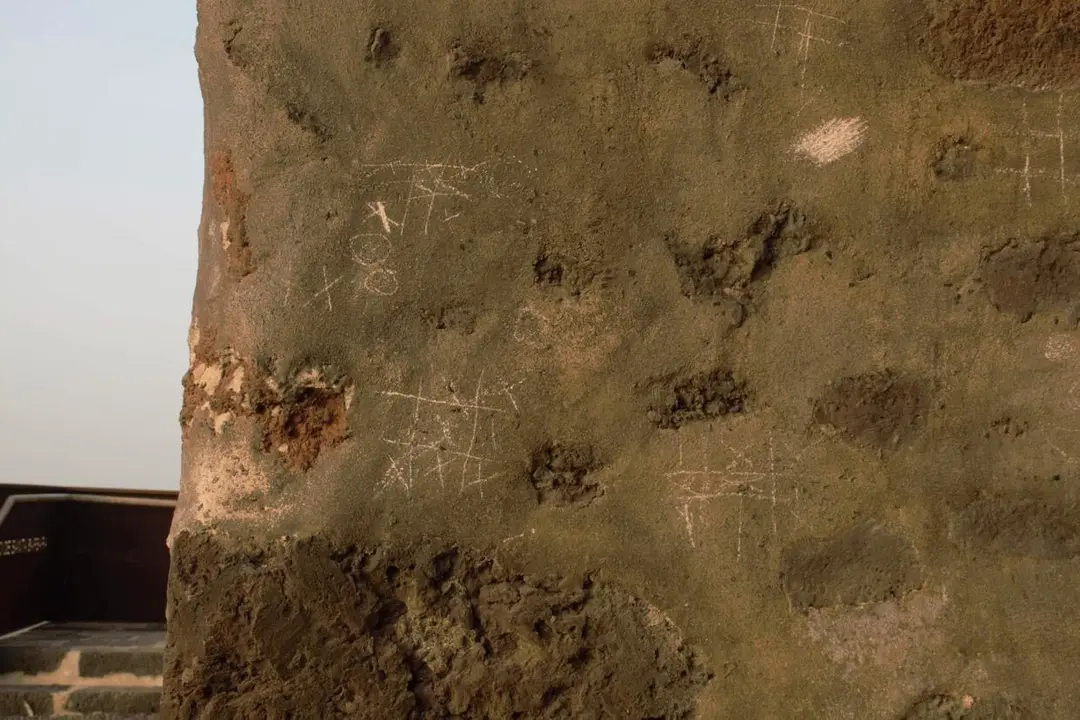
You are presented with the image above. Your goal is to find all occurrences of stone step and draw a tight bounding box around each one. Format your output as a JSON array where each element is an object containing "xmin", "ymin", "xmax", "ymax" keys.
[
  {"xmin": 66, "ymin": 686, "xmax": 161, "ymax": 716},
  {"xmin": 0, "ymin": 684, "xmax": 160, "ymax": 717},
  {"xmin": 0, "ymin": 623, "xmax": 164, "ymax": 683},
  {"xmin": 0, "ymin": 684, "xmax": 64, "ymax": 717}
]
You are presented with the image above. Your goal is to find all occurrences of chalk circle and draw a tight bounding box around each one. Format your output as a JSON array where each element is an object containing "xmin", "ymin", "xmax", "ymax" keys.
[
  {"xmin": 1070, "ymin": 379, "xmax": 1080, "ymax": 411},
  {"xmin": 350, "ymin": 233, "xmax": 392, "ymax": 266},
  {"xmin": 364, "ymin": 268, "xmax": 399, "ymax": 296},
  {"xmin": 1046, "ymin": 334, "xmax": 1078, "ymax": 362}
]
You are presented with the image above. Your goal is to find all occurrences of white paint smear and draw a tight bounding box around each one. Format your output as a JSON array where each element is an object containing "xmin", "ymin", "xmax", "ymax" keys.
[{"xmin": 794, "ymin": 116, "xmax": 868, "ymax": 166}]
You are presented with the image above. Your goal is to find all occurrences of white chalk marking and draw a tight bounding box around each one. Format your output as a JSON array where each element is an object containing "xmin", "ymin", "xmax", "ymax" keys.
[
  {"xmin": 768, "ymin": 3, "xmax": 784, "ymax": 50},
  {"xmin": 668, "ymin": 430, "xmax": 822, "ymax": 557},
  {"xmin": 378, "ymin": 372, "xmax": 524, "ymax": 496},
  {"xmin": 1045, "ymin": 335, "xmax": 1077, "ymax": 362},
  {"xmin": 350, "ymin": 233, "xmax": 393, "ymax": 266},
  {"xmin": 1058, "ymin": 92, "xmax": 1069, "ymax": 202},
  {"xmin": 303, "ymin": 266, "xmax": 344, "ymax": 312},
  {"xmin": 994, "ymin": 92, "xmax": 1078, "ymax": 206},
  {"xmin": 362, "ymin": 267, "xmax": 399, "ymax": 296},
  {"xmin": 501, "ymin": 528, "xmax": 536, "ymax": 544},
  {"xmin": 366, "ymin": 201, "xmax": 400, "ymax": 234},
  {"xmin": 1021, "ymin": 100, "xmax": 1034, "ymax": 205},
  {"xmin": 794, "ymin": 116, "xmax": 868, "ymax": 166}
]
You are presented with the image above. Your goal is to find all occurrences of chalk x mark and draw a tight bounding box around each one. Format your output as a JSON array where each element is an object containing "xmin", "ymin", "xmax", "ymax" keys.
[
  {"xmin": 751, "ymin": 2, "xmax": 847, "ymax": 104},
  {"xmin": 303, "ymin": 266, "xmax": 344, "ymax": 312},
  {"xmin": 366, "ymin": 201, "xmax": 401, "ymax": 234}
]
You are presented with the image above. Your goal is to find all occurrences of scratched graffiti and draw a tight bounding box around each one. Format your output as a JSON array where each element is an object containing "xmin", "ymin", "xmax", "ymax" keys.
[
  {"xmin": 293, "ymin": 158, "xmax": 532, "ymax": 312},
  {"xmin": 377, "ymin": 371, "xmax": 524, "ymax": 495},
  {"xmin": 990, "ymin": 90, "xmax": 1080, "ymax": 207},
  {"xmin": 665, "ymin": 423, "xmax": 829, "ymax": 558}
]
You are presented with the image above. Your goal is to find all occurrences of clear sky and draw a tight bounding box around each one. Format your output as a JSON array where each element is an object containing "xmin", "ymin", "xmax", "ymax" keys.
[{"xmin": 0, "ymin": 3, "xmax": 201, "ymax": 489}]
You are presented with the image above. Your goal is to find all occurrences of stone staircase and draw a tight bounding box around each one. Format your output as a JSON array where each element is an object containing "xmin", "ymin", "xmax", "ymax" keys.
[{"xmin": 0, "ymin": 623, "xmax": 162, "ymax": 718}]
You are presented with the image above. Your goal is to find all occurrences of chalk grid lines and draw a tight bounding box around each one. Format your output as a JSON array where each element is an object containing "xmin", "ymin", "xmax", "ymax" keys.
[
  {"xmin": 994, "ymin": 91, "xmax": 1078, "ymax": 206},
  {"xmin": 378, "ymin": 372, "xmax": 523, "ymax": 496},
  {"xmin": 668, "ymin": 430, "xmax": 826, "ymax": 559},
  {"xmin": 752, "ymin": 2, "xmax": 848, "ymax": 94}
]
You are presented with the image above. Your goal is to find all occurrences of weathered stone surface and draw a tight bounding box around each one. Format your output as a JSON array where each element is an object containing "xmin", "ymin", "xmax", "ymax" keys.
[
  {"xmin": 171, "ymin": 0, "xmax": 1080, "ymax": 716},
  {"xmin": 165, "ymin": 534, "xmax": 709, "ymax": 718}
]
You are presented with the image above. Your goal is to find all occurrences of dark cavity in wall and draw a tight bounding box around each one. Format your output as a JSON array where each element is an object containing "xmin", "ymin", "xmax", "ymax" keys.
[
  {"xmin": 978, "ymin": 233, "xmax": 1080, "ymax": 323},
  {"xmin": 780, "ymin": 523, "xmax": 923, "ymax": 610},
  {"xmin": 528, "ymin": 442, "xmax": 605, "ymax": 507},
  {"xmin": 667, "ymin": 201, "xmax": 813, "ymax": 324},
  {"xmin": 932, "ymin": 134, "xmax": 979, "ymax": 181},
  {"xmin": 365, "ymin": 27, "xmax": 399, "ymax": 68},
  {"xmin": 951, "ymin": 488, "xmax": 1080, "ymax": 560},
  {"xmin": 284, "ymin": 101, "xmax": 333, "ymax": 142},
  {"xmin": 646, "ymin": 34, "xmax": 739, "ymax": 98},
  {"xmin": 424, "ymin": 304, "xmax": 477, "ymax": 334},
  {"xmin": 646, "ymin": 369, "xmax": 748, "ymax": 429},
  {"xmin": 811, "ymin": 369, "xmax": 929, "ymax": 452},
  {"xmin": 448, "ymin": 43, "xmax": 533, "ymax": 105}
]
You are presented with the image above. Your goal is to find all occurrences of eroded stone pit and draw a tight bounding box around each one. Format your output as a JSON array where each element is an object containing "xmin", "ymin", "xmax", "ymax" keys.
[
  {"xmin": 979, "ymin": 234, "xmax": 1080, "ymax": 323},
  {"xmin": 781, "ymin": 523, "xmax": 924, "ymax": 610},
  {"xmin": 811, "ymin": 370, "xmax": 929, "ymax": 452},
  {"xmin": 646, "ymin": 369, "xmax": 748, "ymax": 429},
  {"xmin": 180, "ymin": 335, "xmax": 352, "ymax": 473},
  {"xmin": 528, "ymin": 442, "xmax": 605, "ymax": 507},
  {"xmin": 209, "ymin": 149, "xmax": 253, "ymax": 279}
]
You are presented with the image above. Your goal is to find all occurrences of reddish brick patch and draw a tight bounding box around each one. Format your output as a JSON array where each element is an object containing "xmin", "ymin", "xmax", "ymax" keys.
[{"xmin": 209, "ymin": 149, "xmax": 254, "ymax": 278}]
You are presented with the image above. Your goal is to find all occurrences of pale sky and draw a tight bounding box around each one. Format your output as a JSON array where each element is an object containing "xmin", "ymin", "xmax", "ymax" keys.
[{"xmin": 0, "ymin": 3, "xmax": 201, "ymax": 489}]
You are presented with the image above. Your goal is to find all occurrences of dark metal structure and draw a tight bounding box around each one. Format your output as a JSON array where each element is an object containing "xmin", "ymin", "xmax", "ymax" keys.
[{"xmin": 0, "ymin": 485, "xmax": 176, "ymax": 637}]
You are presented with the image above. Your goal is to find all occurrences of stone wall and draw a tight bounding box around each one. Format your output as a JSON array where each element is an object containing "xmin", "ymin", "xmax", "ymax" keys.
[{"xmin": 169, "ymin": 0, "xmax": 1080, "ymax": 716}]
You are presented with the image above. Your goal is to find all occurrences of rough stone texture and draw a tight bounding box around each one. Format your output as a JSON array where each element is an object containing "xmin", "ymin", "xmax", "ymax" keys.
[
  {"xmin": 527, "ymin": 442, "xmax": 605, "ymax": 507},
  {"xmin": 164, "ymin": 534, "xmax": 709, "ymax": 719},
  {"xmin": 780, "ymin": 523, "xmax": 924, "ymax": 610},
  {"xmin": 924, "ymin": 0, "xmax": 1080, "ymax": 90},
  {"xmin": 66, "ymin": 688, "xmax": 161, "ymax": 716},
  {"xmin": 171, "ymin": 0, "xmax": 1080, "ymax": 716},
  {"xmin": 978, "ymin": 234, "xmax": 1080, "ymax": 322},
  {"xmin": 811, "ymin": 370, "xmax": 930, "ymax": 453}
]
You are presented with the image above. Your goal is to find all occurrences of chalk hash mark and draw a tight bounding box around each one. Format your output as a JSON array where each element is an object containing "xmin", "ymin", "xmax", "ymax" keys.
[
  {"xmin": 378, "ymin": 371, "xmax": 523, "ymax": 495},
  {"xmin": 668, "ymin": 429, "xmax": 826, "ymax": 557},
  {"xmin": 993, "ymin": 91, "xmax": 1080, "ymax": 206},
  {"xmin": 751, "ymin": 2, "xmax": 847, "ymax": 91}
]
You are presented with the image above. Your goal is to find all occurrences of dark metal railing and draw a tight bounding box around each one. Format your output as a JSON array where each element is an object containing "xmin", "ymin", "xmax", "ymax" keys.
[{"xmin": 0, "ymin": 487, "xmax": 177, "ymax": 637}]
